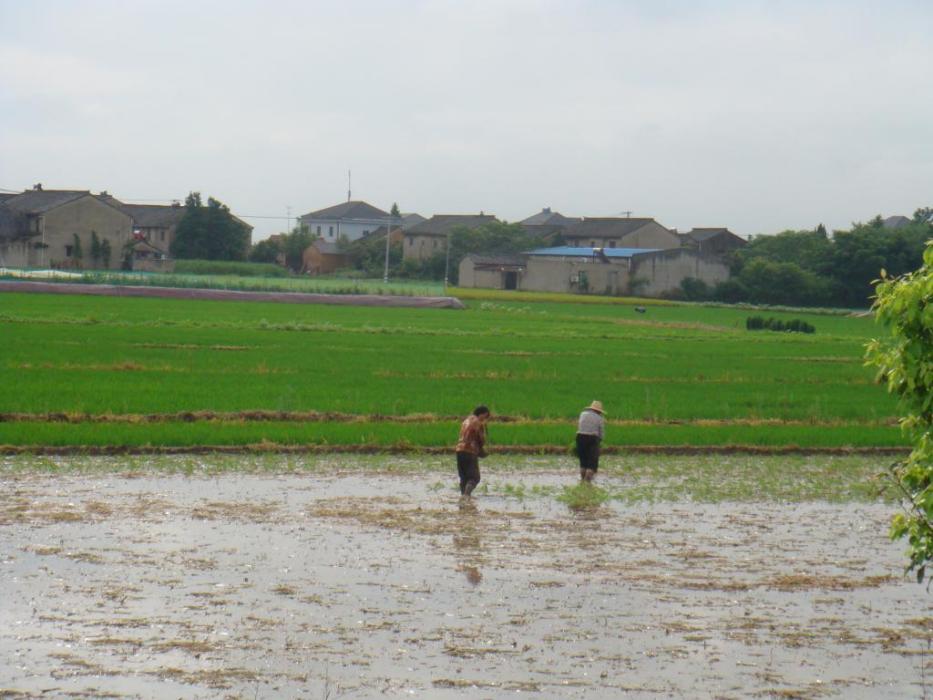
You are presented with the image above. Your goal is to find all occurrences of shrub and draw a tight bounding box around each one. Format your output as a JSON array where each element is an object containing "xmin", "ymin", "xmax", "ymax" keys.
[
  {"xmin": 174, "ymin": 260, "xmax": 289, "ymax": 278},
  {"xmin": 747, "ymin": 316, "xmax": 815, "ymax": 334}
]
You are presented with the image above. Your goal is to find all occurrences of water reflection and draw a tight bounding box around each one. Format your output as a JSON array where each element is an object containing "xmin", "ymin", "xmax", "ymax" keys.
[{"xmin": 453, "ymin": 498, "xmax": 484, "ymax": 585}]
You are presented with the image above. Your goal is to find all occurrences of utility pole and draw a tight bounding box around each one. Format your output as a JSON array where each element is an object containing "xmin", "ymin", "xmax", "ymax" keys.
[
  {"xmin": 383, "ymin": 215, "xmax": 392, "ymax": 284},
  {"xmin": 619, "ymin": 210, "xmax": 632, "ymax": 218},
  {"xmin": 286, "ymin": 205, "xmax": 291, "ymax": 234},
  {"xmin": 444, "ymin": 232, "xmax": 451, "ymax": 294},
  {"xmin": 347, "ymin": 170, "xmax": 352, "ymax": 202}
]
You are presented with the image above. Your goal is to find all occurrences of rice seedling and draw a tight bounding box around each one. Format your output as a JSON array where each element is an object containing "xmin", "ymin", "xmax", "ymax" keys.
[
  {"xmin": 0, "ymin": 290, "xmax": 897, "ymax": 449},
  {"xmin": 558, "ymin": 482, "xmax": 611, "ymax": 509}
]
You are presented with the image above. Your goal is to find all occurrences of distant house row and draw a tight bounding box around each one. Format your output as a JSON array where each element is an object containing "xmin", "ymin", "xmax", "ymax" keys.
[
  {"xmin": 0, "ymin": 185, "xmax": 225, "ymax": 272},
  {"xmin": 297, "ymin": 200, "xmax": 747, "ymax": 296}
]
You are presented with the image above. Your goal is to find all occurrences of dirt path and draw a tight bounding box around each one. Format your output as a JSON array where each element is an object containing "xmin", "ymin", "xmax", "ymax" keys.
[
  {"xmin": 0, "ymin": 461, "xmax": 929, "ymax": 698},
  {"xmin": 0, "ymin": 280, "xmax": 464, "ymax": 309}
]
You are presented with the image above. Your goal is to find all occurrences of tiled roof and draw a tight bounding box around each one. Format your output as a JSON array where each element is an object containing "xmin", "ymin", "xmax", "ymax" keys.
[
  {"xmin": 301, "ymin": 200, "xmax": 390, "ymax": 220},
  {"xmin": 122, "ymin": 204, "xmax": 187, "ymax": 228},
  {"xmin": 311, "ymin": 240, "xmax": 346, "ymax": 255},
  {"xmin": 685, "ymin": 227, "xmax": 730, "ymax": 241},
  {"xmin": 464, "ymin": 253, "xmax": 525, "ymax": 266},
  {"xmin": 400, "ymin": 213, "xmax": 426, "ymax": 229},
  {"xmin": 526, "ymin": 246, "xmax": 660, "ymax": 258},
  {"xmin": 519, "ymin": 209, "xmax": 580, "ymax": 227},
  {"xmin": 563, "ymin": 217, "xmax": 661, "ymax": 238},
  {"xmin": 1, "ymin": 190, "xmax": 90, "ymax": 214},
  {"xmin": 883, "ymin": 215, "xmax": 911, "ymax": 229},
  {"xmin": 405, "ymin": 214, "xmax": 497, "ymax": 236}
]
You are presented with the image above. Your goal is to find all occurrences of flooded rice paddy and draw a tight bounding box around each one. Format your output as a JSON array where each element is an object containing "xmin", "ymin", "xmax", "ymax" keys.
[{"xmin": 0, "ymin": 455, "xmax": 930, "ymax": 699}]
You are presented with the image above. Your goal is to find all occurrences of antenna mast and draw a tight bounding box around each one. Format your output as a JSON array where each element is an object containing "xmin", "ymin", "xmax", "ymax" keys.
[{"xmin": 347, "ymin": 170, "xmax": 352, "ymax": 202}]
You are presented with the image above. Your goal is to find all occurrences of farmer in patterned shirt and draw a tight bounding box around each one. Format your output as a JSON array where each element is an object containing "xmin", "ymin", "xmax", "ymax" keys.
[{"xmin": 455, "ymin": 405, "xmax": 490, "ymax": 498}]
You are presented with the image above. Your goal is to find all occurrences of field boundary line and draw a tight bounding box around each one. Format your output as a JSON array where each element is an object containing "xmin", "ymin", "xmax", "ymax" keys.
[
  {"xmin": 0, "ymin": 281, "xmax": 465, "ymax": 309},
  {"xmin": 0, "ymin": 444, "xmax": 910, "ymax": 456},
  {"xmin": 0, "ymin": 411, "xmax": 898, "ymax": 427}
]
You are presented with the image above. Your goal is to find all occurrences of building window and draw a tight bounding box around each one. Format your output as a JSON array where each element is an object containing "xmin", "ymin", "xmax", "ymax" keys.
[
  {"xmin": 159, "ymin": 230, "xmax": 165, "ymax": 242},
  {"xmin": 329, "ymin": 226, "xmax": 334, "ymax": 237},
  {"xmin": 317, "ymin": 226, "xmax": 321, "ymax": 235},
  {"xmin": 363, "ymin": 230, "xmax": 369, "ymax": 236},
  {"xmin": 65, "ymin": 245, "xmax": 74, "ymax": 257}
]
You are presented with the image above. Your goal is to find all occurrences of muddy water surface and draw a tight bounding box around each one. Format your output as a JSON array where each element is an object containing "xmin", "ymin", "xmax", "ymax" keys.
[{"xmin": 0, "ymin": 458, "xmax": 929, "ymax": 699}]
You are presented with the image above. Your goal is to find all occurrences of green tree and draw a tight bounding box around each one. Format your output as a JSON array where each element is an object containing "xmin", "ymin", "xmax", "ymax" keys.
[
  {"xmin": 171, "ymin": 192, "xmax": 251, "ymax": 261},
  {"xmin": 390, "ymin": 202, "xmax": 401, "ymax": 218},
  {"xmin": 282, "ymin": 226, "xmax": 316, "ymax": 272},
  {"xmin": 71, "ymin": 233, "xmax": 83, "ymax": 267},
  {"xmin": 831, "ymin": 219, "xmax": 930, "ymax": 307},
  {"xmin": 100, "ymin": 239, "xmax": 112, "ymax": 269},
  {"xmin": 736, "ymin": 227, "xmax": 833, "ymax": 275},
  {"xmin": 866, "ymin": 242, "xmax": 933, "ymax": 582},
  {"xmin": 735, "ymin": 258, "xmax": 833, "ymax": 306},
  {"xmin": 445, "ymin": 221, "xmax": 541, "ymax": 284},
  {"xmin": 249, "ymin": 237, "xmax": 283, "ymax": 264},
  {"xmin": 345, "ymin": 230, "xmax": 403, "ymax": 276},
  {"xmin": 90, "ymin": 231, "xmax": 101, "ymax": 267}
]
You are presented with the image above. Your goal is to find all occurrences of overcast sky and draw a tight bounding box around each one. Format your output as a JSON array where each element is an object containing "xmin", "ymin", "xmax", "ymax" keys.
[{"xmin": 1, "ymin": 0, "xmax": 931, "ymax": 240}]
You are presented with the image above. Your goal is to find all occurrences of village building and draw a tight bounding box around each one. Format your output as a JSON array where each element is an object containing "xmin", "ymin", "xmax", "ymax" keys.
[
  {"xmin": 0, "ymin": 186, "xmax": 133, "ymax": 270},
  {"xmin": 519, "ymin": 207, "xmax": 580, "ymax": 233},
  {"xmin": 0, "ymin": 185, "xmax": 252, "ymax": 272},
  {"xmin": 297, "ymin": 200, "xmax": 395, "ymax": 243},
  {"xmin": 882, "ymin": 215, "xmax": 911, "ymax": 229},
  {"xmin": 561, "ymin": 217, "xmax": 681, "ymax": 250},
  {"xmin": 459, "ymin": 245, "xmax": 730, "ymax": 298},
  {"xmin": 678, "ymin": 227, "xmax": 747, "ymax": 257},
  {"xmin": 399, "ymin": 212, "xmax": 426, "ymax": 230},
  {"xmin": 402, "ymin": 213, "xmax": 498, "ymax": 262},
  {"xmin": 301, "ymin": 239, "xmax": 351, "ymax": 275},
  {"xmin": 100, "ymin": 197, "xmax": 187, "ymax": 272}
]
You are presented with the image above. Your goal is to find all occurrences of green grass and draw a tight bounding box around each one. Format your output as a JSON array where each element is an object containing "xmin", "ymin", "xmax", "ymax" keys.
[
  {"xmin": 0, "ymin": 270, "xmax": 443, "ymax": 296},
  {"xmin": 173, "ymin": 259, "xmax": 289, "ymax": 277},
  {"xmin": 0, "ymin": 420, "xmax": 904, "ymax": 448},
  {"xmin": 0, "ymin": 290, "xmax": 899, "ymax": 448}
]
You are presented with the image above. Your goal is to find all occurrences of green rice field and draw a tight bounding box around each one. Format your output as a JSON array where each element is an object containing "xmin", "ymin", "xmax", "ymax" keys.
[{"xmin": 0, "ymin": 290, "xmax": 903, "ymax": 450}]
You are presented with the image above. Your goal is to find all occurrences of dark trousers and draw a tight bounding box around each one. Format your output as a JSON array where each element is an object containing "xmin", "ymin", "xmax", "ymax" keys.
[
  {"xmin": 456, "ymin": 452, "xmax": 481, "ymax": 494},
  {"xmin": 576, "ymin": 433, "xmax": 600, "ymax": 471}
]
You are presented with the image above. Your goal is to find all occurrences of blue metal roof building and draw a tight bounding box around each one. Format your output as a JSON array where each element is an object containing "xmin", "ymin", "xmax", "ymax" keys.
[{"xmin": 526, "ymin": 246, "xmax": 661, "ymax": 259}]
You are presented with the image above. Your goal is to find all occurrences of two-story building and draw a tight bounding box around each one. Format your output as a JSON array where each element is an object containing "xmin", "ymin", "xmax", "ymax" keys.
[
  {"xmin": 0, "ymin": 186, "xmax": 133, "ymax": 270},
  {"xmin": 297, "ymin": 200, "xmax": 395, "ymax": 243}
]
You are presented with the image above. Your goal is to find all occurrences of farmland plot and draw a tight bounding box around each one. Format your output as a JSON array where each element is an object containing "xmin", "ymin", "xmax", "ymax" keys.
[
  {"xmin": 0, "ymin": 455, "xmax": 928, "ymax": 698},
  {"xmin": 0, "ymin": 292, "xmax": 903, "ymax": 449}
]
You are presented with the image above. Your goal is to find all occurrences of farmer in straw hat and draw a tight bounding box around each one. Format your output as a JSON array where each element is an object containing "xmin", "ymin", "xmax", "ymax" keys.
[
  {"xmin": 455, "ymin": 405, "xmax": 490, "ymax": 498},
  {"xmin": 576, "ymin": 400, "xmax": 605, "ymax": 482}
]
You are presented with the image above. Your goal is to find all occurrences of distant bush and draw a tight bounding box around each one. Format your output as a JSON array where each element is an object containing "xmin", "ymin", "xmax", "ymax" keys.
[
  {"xmin": 174, "ymin": 260, "xmax": 289, "ymax": 278},
  {"xmin": 746, "ymin": 316, "xmax": 815, "ymax": 333}
]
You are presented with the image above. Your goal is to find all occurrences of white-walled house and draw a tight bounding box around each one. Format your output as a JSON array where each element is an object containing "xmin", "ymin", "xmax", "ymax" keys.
[{"xmin": 297, "ymin": 200, "xmax": 396, "ymax": 243}]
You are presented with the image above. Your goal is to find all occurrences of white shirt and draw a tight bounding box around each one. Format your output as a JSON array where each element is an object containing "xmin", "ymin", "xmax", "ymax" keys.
[{"xmin": 577, "ymin": 409, "xmax": 604, "ymax": 439}]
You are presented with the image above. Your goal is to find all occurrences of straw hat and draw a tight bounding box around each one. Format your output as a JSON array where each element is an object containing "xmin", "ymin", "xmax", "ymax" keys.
[{"xmin": 586, "ymin": 400, "xmax": 605, "ymax": 414}]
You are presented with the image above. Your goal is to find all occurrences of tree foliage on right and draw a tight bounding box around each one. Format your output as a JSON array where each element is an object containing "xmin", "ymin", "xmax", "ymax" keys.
[
  {"xmin": 171, "ymin": 192, "xmax": 251, "ymax": 261},
  {"xmin": 866, "ymin": 242, "xmax": 933, "ymax": 582}
]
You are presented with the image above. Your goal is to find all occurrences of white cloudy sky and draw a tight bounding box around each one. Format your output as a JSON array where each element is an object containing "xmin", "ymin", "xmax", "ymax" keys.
[{"xmin": 1, "ymin": 0, "xmax": 931, "ymax": 240}]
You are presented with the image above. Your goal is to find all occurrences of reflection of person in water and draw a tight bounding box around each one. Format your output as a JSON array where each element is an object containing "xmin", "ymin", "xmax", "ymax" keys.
[
  {"xmin": 455, "ymin": 405, "xmax": 490, "ymax": 499},
  {"xmin": 454, "ymin": 499, "xmax": 483, "ymax": 585}
]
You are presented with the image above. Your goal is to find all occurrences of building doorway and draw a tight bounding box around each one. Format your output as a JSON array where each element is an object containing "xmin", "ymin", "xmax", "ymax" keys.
[{"xmin": 503, "ymin": 271, "xmax": 518, "ymax": 290}]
